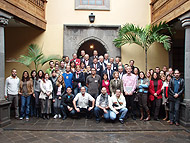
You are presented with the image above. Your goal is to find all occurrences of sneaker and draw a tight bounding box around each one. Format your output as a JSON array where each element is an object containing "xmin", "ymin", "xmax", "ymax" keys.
[
  {"xmin": 15, "ymin": 116, "xmax": 19, "ymax": 119},
  {"xmin": 19, "ymin": 117, "xmax": 23, "ymax": 120},
  {"xmin": 54, "ymin": 114, "xmax": 58, "ymax": 119},
  {"xmin": 175, "ymin": 122, "xmax": 179, "ymax": 126},
  {"xmin": 119, "ymin": 119, "xmax": 124, "ymax": 124},
  {"xmin": 26, "ymin": 117, "xmax": 29, "ymax": 121},
  {"xmin": 58, "ymin": 114, "xmax": 62, "ymax": 119}
]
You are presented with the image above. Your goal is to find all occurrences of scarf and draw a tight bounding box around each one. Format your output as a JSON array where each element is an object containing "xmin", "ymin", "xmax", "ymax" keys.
[{"xmin": 99, "ymin": 93, "xmax": 108, "ymax": 106}]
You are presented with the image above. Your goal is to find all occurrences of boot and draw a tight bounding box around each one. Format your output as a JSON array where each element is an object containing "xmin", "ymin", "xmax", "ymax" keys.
[
  {"xmin": 42, "ymin": 114, "xmax": 46, "ymax": 120},
  {"xmin": 46, "ymin": 114, "xmax": 50, "ymax": 120},
  {"xmin": 36, "ymin": 109, "xmax": 39, "ymax": 118},
  {"xmin": 140, "ymin": 108, "xmax": 144, "ymax": 121},
  {"xmin": 145, "ymin": 110, "xmax": 150, "ymax": 121}
]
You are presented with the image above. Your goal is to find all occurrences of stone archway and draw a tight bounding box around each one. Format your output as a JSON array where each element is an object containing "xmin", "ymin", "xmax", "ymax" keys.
[
  {"xmin": 63, "ymin": 24, "xmax": 121, "ymax": 59},
  {"xmin": 76, "ymin": 36, "xmax": 108, "ymax": 57}
]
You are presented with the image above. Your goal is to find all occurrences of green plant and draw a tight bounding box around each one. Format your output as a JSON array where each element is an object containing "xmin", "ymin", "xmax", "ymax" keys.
[
  {"xmin": 113, "ymin": 21, "xmax": 172, "ymax": 72},
  {"xmin": 13, "ymin": 44, "xmax": 62, "ymax": 71}
]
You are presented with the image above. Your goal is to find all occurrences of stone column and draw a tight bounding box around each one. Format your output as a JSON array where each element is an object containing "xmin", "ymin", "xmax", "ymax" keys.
[
  {"xmin": 179, "ymin": 12, "xmax": 190, "ymax": 126},
  {"xmin": 0, "ymin": 10, "xmax": 12, "ymax": 127}
]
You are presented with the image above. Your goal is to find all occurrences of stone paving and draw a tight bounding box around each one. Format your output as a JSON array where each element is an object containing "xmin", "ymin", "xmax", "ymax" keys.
[{"xmin": 0, "ymin": 117, "xmax": 190, "ymax": 143}]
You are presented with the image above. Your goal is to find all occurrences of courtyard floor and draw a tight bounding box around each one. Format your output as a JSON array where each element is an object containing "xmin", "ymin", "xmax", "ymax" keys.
[{"xmin": 0, "ymin": 117, "xmax": 190, "ymax": 143}]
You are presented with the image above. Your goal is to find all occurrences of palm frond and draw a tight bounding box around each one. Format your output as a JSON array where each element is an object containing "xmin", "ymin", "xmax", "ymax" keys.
[{"xmin": 40, "ymin": 55, "xmax": 62, "ymax": 66}]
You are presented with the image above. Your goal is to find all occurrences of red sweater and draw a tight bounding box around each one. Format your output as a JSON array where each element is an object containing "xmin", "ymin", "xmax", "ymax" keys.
[{"xmin": 149, "ymin": 79, "xmax": 163, "ymax": 101}]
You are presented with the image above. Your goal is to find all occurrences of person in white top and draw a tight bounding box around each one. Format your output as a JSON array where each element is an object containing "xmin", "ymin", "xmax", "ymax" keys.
[
  {"xmin": 109, "ymin": 89, "xmax": 128, "ymax": 124},
  {"xmin": 39, "ymin": 73, "xmax": 53, "ymax": 120},
  {"xmin": 73, "ymin": 87, "xmax": 95, "ymax": 119},
  {"xmin": 4, "ymin": 68, "xmax": 20, "ymax": 119}
]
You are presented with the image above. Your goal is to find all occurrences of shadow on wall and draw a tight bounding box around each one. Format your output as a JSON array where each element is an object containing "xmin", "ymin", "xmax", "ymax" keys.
[{"xmin": 5, "ymin": 27, "xmax": 44, "ymax": 78}]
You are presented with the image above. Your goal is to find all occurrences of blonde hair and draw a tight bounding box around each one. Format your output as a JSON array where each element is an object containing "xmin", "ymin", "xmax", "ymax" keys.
[
  {"xmin": 56, "ymin": 75, "xmax": 65, "ymax": 87},
  {"xmin": 113, "ymin": 71, "xmax": 119, "ymax": 78}
]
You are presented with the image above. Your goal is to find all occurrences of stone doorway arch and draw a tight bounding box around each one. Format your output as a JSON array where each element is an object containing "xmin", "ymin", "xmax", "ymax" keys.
[
  {"xmin": 63, "ymin": 24, "xmax": 121, "ymax": 59},
  {"xmin": 76, "ymin": 36, "xmax": 108, "ymax": 57}
]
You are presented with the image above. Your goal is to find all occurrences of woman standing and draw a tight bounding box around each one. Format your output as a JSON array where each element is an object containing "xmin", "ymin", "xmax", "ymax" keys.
[
  {"xmin": 72, "ymin": 65, "xmax": 85, "ymax": 96},
  {"xmin": 149, "ymin": 72, "xmax": 163, "ymax": 121},
  {"xmin": 102, "ymin": 73, "xmax": 110, "ymax": 95},
  {"xmin": 136, "ymin": 71, "xmax": 150, "ymax": 121},
  {"xmin": 161, "ymin": 74, "xmax": 172, "ymax": 121},
  {"xmin": 110, "ymin": 71, "xmax": 123, "ymax": 96},
  {"xmin": 19, "ymin": 71, "xmax": 33, "ymax": 121},
  {"xmin": 53, "ymin": 75, "xmax": 66, "ymax": 119},
  {"xmin": 39, "ymin": 73, "xmax": 53, "ymax": 119}
]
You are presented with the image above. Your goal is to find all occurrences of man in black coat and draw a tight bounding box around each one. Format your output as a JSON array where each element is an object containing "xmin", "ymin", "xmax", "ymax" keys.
[
  {"xmin": 90, "ymin": 58, "xmax": 102, "ymax": 76},
  {"xmin": 102, "ymin": 63, "xmax": 114, "ymax": 81},
  {"xmin": 168, "ymin": 69, "xmax": 185, "ymax": 126}
]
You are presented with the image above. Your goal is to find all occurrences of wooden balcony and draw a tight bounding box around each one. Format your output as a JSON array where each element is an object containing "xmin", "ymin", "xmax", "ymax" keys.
[
  {"xmin": 0, "ymin": 0, "xmax": 47, "ymax": 30},
  {"xmin": 150, "ymin": 0, "xmax": 190, "ymax": 24}
]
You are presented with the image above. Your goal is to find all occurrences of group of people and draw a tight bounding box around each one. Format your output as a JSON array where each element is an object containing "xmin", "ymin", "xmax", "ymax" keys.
[{"xmin": 4, "ymin": 50, "xmax": 185, "ymax": 125}]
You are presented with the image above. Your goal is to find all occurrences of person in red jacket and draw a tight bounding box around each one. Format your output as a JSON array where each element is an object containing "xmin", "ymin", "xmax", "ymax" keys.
[
  {"xmin": 70, "ymin": 53, "xmax": 81, "ymax": 66},
  {"xmin": 149, "ymin": 72, "xmax": 163, "ymax": 121}
]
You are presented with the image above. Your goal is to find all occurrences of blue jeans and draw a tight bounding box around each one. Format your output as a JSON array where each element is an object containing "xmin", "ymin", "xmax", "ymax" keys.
[
  {"xmin": 169, "ymin": 99, "xmax": 180, "ymax": 123},
  {"xmin": 60, "ymin": 105, "xmax": 76, "ymax": 118},
  {"xmin": 20, "ymin": 95, "xmax": 31, "ymax": 118},
  {"xmin": 94, "ymin": 107, "xmax": 110, "ymax": 121},
  {"xmin": 110, "ymin": 108, "xmax": 128, "ymax": 121}
]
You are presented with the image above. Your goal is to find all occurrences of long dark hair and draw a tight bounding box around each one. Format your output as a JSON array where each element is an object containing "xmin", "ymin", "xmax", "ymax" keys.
[
  {"xmin": 151, "ymin": 72, "xmax": 160, "ymax": 80},
  {"xmin": 22, "ymin": 71, "xmax": 30, "ymax": 82},
  {"xmin": 31, "ymin": 70, "xmax": 37, "ymax": 80},
  {"xmin": 38, "ymin": 70, "xmax": 44, "ymax": 79},
  {"xmin": 138, "ymin": 71, "xmax": 146, "ymax": 80}
]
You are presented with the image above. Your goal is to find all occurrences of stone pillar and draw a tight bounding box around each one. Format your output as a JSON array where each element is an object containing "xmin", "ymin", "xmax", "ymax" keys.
[
  {"xmin": 179, "ymin": 12, "xmax": 190, "ymax": 126},
  {"xmin": 0, "ymin": 10, "xmax": 12, "ymax": 127}
]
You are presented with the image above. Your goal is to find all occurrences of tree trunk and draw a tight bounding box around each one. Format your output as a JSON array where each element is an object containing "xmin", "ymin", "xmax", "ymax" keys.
[{"xmin": 145, "ymin": 48, "xmax": 147, "ymax": 73}]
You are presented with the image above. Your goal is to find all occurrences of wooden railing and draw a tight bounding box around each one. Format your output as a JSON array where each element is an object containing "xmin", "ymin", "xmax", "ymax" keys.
[
  {"xmin": 150, "ymin": 0, "xmax": 190, "ymax": 24},
  {"xmin": 0, "ymin": 0, "xmax": 47, "ymax": 30}
]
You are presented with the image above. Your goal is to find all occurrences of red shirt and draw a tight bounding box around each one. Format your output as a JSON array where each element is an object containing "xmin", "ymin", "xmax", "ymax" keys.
[{"xmin": 102, "ymin": 80, "xmax": 110, "ymax": 95}]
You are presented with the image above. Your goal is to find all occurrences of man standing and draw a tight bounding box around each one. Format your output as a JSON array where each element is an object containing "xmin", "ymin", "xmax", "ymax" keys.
[
  {"xmin": 70, "ymin": 53, "xmax": 80, "ymax": 66},
  {"xmin": 168, "ymin": 69, "xmax": 184, "ymax": 126},
  {"xmin": 84, "ymin": 54, "xmax": 90, "ymax": 67},
  {"xmin": 98, "ymin": 55, "xmax": 106, "ymax": 71},
  {"xmin": 94, "ymin": 87, "xmax": 111, "ymax": 123},
  {"xmin": 86, "ymin": 68, "xmax": 101, "ymax": 99},
  {"xmin": 118, "ymin": 66, "xmax": 124, "ymax": 80},
  {"xmin": 62, "ymin": 65, "xmax": 73, "ymax": 89},
  {"xmin": 59, "ymin": 61, "xmax": 65, "ymax": 74},
  {"xmin": 122, "ymin": 65, "xmax": 137, "ymax": 120},
  {"xmin": 90, "ymin": 58, "xmax": 102, "ymax": 76},
  {"xmin": 46, "ymin": 61, "xmax": 55, "ymax": 76},
  {"xmin": 102, "ymin": 63, "xmax": 114, "ymax": 81},
  {"xmin": 109, "ymin": 57, "xmax": 118, "ymax": 71},
  {"xmin": 109, "ymin": 89, "xmax": 128, "ymax": 124},
  {"xmin": 5, "ymin": 69, "xmax": 20, "ymax": 119},
  {"xmin": 73, "ymin": 87, "xmax": 95, "ymax": 119},
  {"xmin": 79, "ymin": 50, "xmax": 86, "ymax": 63},
  {"xmin": 89, "ymin": 50, "xmax": 99, "ymax": 65}
]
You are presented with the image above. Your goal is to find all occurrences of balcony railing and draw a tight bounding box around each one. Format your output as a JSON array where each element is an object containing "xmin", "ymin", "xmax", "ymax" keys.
[
  {"xmin": 0, "ymin": 0, "xmax": 47, "ymax": 30},
  {"xmin": 150, "ymin": 0, "xmax": 190, "ymax": 24}
]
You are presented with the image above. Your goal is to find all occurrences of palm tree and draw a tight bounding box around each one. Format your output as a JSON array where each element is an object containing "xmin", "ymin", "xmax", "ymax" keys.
[
  {"xmin": 13, "ymin": 44, "xmax": 62, "ymax": 71},
  {"xmin": 113, "ymin": 21, "xmax": 172, "ymax": 72}
]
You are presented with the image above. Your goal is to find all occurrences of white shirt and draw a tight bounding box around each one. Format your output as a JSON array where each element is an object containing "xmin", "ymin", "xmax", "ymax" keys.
[
  {"xmin": 74, "ymin": 92, "xmax": 94, "ymax": 109},
  {"xmin": 5, "ymin": 76, "xmax": 20, "ymax": 96},
  {"xmin": 109, "ymin": 94, "xmax": 126, "ymax": 113}
]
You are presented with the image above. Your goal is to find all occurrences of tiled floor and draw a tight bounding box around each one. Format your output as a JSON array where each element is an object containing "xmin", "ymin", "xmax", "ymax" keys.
[{"xmin": 1, "ymin": 117, "xmax": 190, "ymax": 143}]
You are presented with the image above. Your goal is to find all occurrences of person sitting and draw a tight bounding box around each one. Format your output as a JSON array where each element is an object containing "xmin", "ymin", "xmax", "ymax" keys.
[
  {"xmin": 60, "ymin": 87, "xmax": 75, "ymax": 120},
  {"xmin": 73, "ymin": 87, "xmax": 95, "ymax": 119},
  {"xmin": 109, "ymin": 89, "xmax": 128, "ymax": 124},
  {"xmin": 94, "ymin": 87, "xmax": 111, "ymax": 123}
]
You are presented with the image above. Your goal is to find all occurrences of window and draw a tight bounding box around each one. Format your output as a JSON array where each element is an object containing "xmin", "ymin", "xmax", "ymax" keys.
[
  {"xmin": 80, "ymin": 0, "xmax": 104, "ymax": 6},
  {"xmin": 75, "ymin": 0, "xmax": 110, "ymax": 11}
]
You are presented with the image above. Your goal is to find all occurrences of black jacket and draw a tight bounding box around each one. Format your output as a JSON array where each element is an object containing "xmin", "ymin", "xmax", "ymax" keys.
[
  {"xmin": 61, "ymin": 94, "xmax": 75, "ymax": 107},
  {"xmin": 53, "ymin": 84, "xmax": 65, "ymax": 99},
  {"xmin": 168, "ymin": 77, "xmax": 184, "ymax": 101},
  {"xmin": 72, "ymin": 72, "xmax": 85, "ymax": 88}
]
